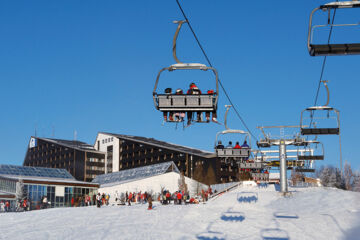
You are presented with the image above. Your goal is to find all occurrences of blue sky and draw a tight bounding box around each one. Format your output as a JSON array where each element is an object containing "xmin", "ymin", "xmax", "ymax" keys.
[{"xmin": 0, "ymin": 0, "xmax": 359, "ymax": 171}]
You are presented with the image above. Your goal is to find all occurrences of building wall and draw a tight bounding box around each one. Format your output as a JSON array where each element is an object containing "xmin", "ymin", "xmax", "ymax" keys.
[
  {"xmin": 23, "ymin": 138, "xmax": 105, "ymax": 182},
  {"xmin": 94, "ymin": 133, "xmax": 120, "ymax": 173},
  {"xmin": 95, "ymin": 133, "xmax": 222, "ymax": 185}
]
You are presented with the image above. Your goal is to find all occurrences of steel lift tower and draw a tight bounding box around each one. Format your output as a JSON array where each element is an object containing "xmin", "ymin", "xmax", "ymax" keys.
[{"xmin": 257, "ymin": 125, "xmax": 313, "ymax": 194}]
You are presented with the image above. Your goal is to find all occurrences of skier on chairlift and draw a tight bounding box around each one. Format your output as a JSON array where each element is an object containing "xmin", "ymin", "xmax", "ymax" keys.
[{"xmin": 187, "ymin": 83, "xmax": 202, "ymax": 125}]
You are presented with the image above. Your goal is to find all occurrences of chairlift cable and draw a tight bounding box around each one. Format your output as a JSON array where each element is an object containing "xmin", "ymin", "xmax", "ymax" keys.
[
  {"xmin": 313, "ymin": 5, "xmax": 338, "ymax": 108},
  {"xmin": 175, "ymin": 0, "xmax": 259, "ymax": 143}
]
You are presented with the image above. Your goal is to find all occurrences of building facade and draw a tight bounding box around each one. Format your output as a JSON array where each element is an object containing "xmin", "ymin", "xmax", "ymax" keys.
[
  {"xmin": 0, "ymin": 165, "xmax": 98, "ymax": 211},
  {"xmin": 23, "ymin": 137, "xmax": 106, "ymax": 182},
  {"xmin": 94, "ymin": 132, "xmax": 239, "ymax": 185},
  {"xmin": 23, "ymin": 134, "xmax": 241, "ymax": 185}
]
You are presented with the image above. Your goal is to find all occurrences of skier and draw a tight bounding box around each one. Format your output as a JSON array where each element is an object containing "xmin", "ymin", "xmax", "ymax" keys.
[
  {"xmin": 128, "ymin": 192, "xmax": 133, "ymax": 206},
  {"xmin": 96, "ymin": 193, "xmax": 101, "ymax": 208},
  {"xmin": 186, "ymin": 83, "xmax": 202, "ymax": 125},
  {"xmin": 147, "ymin": 194, "xmax": 153, "ymax": 210},
  {"xmin": 42, "ymin": 196, "xmax": 48, "ymax": 209},
  {"xmin": 234, "ymin": 142, "xmax": 241, "ymax": 149},
  {"xmin": 166, "ymin": 191, "xmax": 171, "ymax": 204},
  {"xmin": 177, "ymin": 192, "xmax": 182, "ymax": 205}
]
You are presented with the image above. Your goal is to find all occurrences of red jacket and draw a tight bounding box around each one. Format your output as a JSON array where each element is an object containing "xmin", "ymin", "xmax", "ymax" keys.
[
  {"xmin": 177, "ymin": 193, "xmax": 182, "ymax": 200},
  {"xmin": 234, "ymin": 144, "xmax": 241, "ymax": 149},
  {"xmin": 187, "ymin": 84, "xmax": 202, "ymax": 95},
  {"xmin": 128, "ymin": 193, "xmax": 133, "ymax": 200}
]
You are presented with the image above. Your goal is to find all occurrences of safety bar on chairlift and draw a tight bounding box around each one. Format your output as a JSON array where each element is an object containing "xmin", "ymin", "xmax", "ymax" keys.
[
  {"xmin": 152, "ymin": 65, "xmax": 219, "ymax": 110},
  {"xmin": 297, "ymin": 141, "xmax": 325, "ymax": 159},
  {"xmin": 215, "ymin": 130, "xmax": 252, "ymax": 150},
  {"xmin": 307, "ymin": 1, "xmax": 360, "ymax": 53}
]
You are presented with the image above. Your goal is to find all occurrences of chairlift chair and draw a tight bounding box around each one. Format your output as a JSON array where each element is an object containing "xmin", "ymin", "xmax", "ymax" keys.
[
  {"xmin": 295, "ymin": 168, "xmax": 316, "ymax": 173},
  {"xmin": 153, "ymin": 20, "xmax": 219, "ymax": 124},
  {"xmin": 308, "ymin": 1, "xmax": 360, "ymax": 56},
  {"xmin": 297, "ymin": 141, "xmax": 325, "ymax": 161},
  {"xmin": 215, "ymin": 106, "xmax": 251, "ymax": 160},
  {"xmin": 300, "ymin": 81, "xmax": 340, "ymax": 135},
  {"xmin": 215, "ymin": 129, "xmax": 252, "ymax": 159}
]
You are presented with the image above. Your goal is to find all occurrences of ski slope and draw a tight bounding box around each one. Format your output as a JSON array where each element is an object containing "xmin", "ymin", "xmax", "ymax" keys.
[{"xmin": 0, "ymin": 184, "xmax": 359, "ymax": 240}]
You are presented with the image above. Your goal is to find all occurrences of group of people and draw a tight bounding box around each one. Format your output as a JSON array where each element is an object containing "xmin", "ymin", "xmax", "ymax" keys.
[
  {"xmin": 216, "ymin": 140, "xmax": 250, "ymax": 149},
  {"xmin": 95, "ymin": 193, "xmax": 110, "ymax": 208},
  {"xmin": 0, "ymin": 200, "xmax": 11, "ymax": 212},
  {"xmin": 159, "ymin": 187, "xmax": 213, "ymax": 205},
  {"xmin": 70, "ymin": 195, "xmax": 95, "ymax": 207},
  {"xmin": 163, "ymin": 82, "xmax": 218, "ymax": 126}
]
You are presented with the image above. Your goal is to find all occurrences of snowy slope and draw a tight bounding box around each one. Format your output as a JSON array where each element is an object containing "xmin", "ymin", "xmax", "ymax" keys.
[{"xmin": 0, "ymin": 184, "xmax": 359, "ymax": 240}]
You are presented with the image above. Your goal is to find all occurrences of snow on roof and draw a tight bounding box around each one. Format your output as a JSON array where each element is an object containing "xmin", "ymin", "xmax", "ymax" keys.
[{"xmin": 92, "ymin": 161, "xmax": 180, "ymax": 187}]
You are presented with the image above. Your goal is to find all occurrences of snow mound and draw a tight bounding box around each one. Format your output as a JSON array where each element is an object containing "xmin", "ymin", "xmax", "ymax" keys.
[{"xmin": 0, "ymin": 185, "xmax": 359, "ymax": 240}]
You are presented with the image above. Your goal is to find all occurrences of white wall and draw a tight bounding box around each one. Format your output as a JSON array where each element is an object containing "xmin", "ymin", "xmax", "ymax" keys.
[
  {"xmin": 94, "ymin": 133, "xmax": 120, "ymax": 173},
  {"xmin": 98, "ymin": 172, "xmax": 208, "ymax": 203}
]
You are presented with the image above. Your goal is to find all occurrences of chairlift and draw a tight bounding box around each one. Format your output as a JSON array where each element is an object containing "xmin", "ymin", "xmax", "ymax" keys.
[
  {"xmin": 295, "ymin": 168, "xmax": 316, "ymax": 173},
  {"xmin": 297, "ymin": 141, "xmax": 324, "ymax": 161},
  {"xmin": 308, "ymin": 1, "xmax": 360, "ymax": 56},
  {"xmin": 300, "ymin": 81, "xmax": 340, "ymax": 135},
  {"xmin": 215, "ymin": 106, "xmax": 251, "ymax": 160},
  {"xmin": 295, "ymin": 158, "xmax": 316, "ymax": 173},
  {"xmin": 153, "ymin": 20, "xmax": 219, "ymax": 125}
]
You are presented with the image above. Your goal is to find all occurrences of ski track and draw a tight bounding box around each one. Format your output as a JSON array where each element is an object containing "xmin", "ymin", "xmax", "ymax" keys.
[{"xmin": 0, "ymin": 185, "xmax": 359, "ymax": 240}]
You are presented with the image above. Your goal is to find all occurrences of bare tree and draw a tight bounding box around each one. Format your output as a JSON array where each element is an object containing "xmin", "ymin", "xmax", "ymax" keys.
[{"xmin": 344, "ymin": 162, "xmax": 354, "ymax": 190}]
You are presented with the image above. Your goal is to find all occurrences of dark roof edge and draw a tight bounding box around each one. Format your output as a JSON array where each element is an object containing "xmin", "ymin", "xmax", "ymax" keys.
[
  {"xmin": 32, "ymin": 136, "xmax": 106, "ymax": 155},
  {"xmin": 98, "ymin": 132, "xmax": 215, "ymax": 158}
]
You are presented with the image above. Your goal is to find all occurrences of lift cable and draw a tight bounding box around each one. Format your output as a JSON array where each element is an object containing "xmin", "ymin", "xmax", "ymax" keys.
[
  {"xmin": 175, "ymin": 0, "xmax": 259, "ymax": 143},
  {"xmin": 313, "ymin": 4, "xmax": 338, "ymax": 107}
]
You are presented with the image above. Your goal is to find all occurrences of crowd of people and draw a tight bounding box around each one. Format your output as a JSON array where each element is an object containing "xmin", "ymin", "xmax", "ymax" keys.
[
  {"xmin": 162, "ymin": 82, "xmax": 218, "ymax": 126},
  {"xmin": 1, "ymin": 187, "xmax": 215, "ymax": 213},
  {"xmin": 159, "ymin": 187, "xmax": 213, "ymax": 205},
  {"xmin": 0, "ymin": 200, "xmax": 11, "ymax": 212}
]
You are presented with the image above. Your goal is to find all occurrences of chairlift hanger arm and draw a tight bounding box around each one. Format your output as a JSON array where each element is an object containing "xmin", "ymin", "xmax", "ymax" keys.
[
  {"xmin": 152, "ymin": 65, "xmax": 219, "ymax": 96},
  {"xmin": 172, "ymin": 20, "xmax": 187, "ymax": 64}
]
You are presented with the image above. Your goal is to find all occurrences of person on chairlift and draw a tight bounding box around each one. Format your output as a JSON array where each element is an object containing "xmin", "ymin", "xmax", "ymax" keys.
[
  {"xmin": 163, "ymin": 88, "xmax": 172, "ymax": 121},
  {"xmin": 174, "ymin": 88, "xmax": 185, "ymax": 122},
  {"xmin": 205, "ymin": 89, "xmax": 218, "ymax": 123},
  {"xmin": 241, "ymin": 140, "xmax": 250, "ymax": 148},
  {"xmin": 216, "ymin": 141, "xmax": 224, "ymax": 149},
  {"xmin": 186, "ymin": 83, "xmax": 202, "ymax": 125},
  {"xmin": 226, "ymin": 141, "xmax": 233, "ymax": 148},
  {"xmin": 234, "ymin": 141, "xmax": 241, "ymax": 149}
]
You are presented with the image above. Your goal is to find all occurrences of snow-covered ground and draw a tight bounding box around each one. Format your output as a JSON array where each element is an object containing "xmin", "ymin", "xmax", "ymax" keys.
[{"xmin": 1, "ymin": 184, "xmax": 359, "ymax": 240}]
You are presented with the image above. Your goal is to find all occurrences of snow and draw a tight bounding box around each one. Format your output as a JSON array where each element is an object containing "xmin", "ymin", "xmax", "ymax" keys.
[{"xmin": 1, "ymin": 184, "xmax": 359, "ymax": 240}]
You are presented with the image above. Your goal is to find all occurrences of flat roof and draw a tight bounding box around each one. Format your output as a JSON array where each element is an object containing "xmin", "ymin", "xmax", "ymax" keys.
[
  {"xmin": 92, "ymin": 161, "xmax": 179, "ymax": 187},
  {"xmin": 0, "ymin": 164, "xmax": 75, "ymax": 179},
  {"xmin": 32, "ymin": 137, "xmax": 105, "ymax": 154},
  {"xmin": 99, "ymin": 132, "xmax": 216, "ymax": 158}
]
